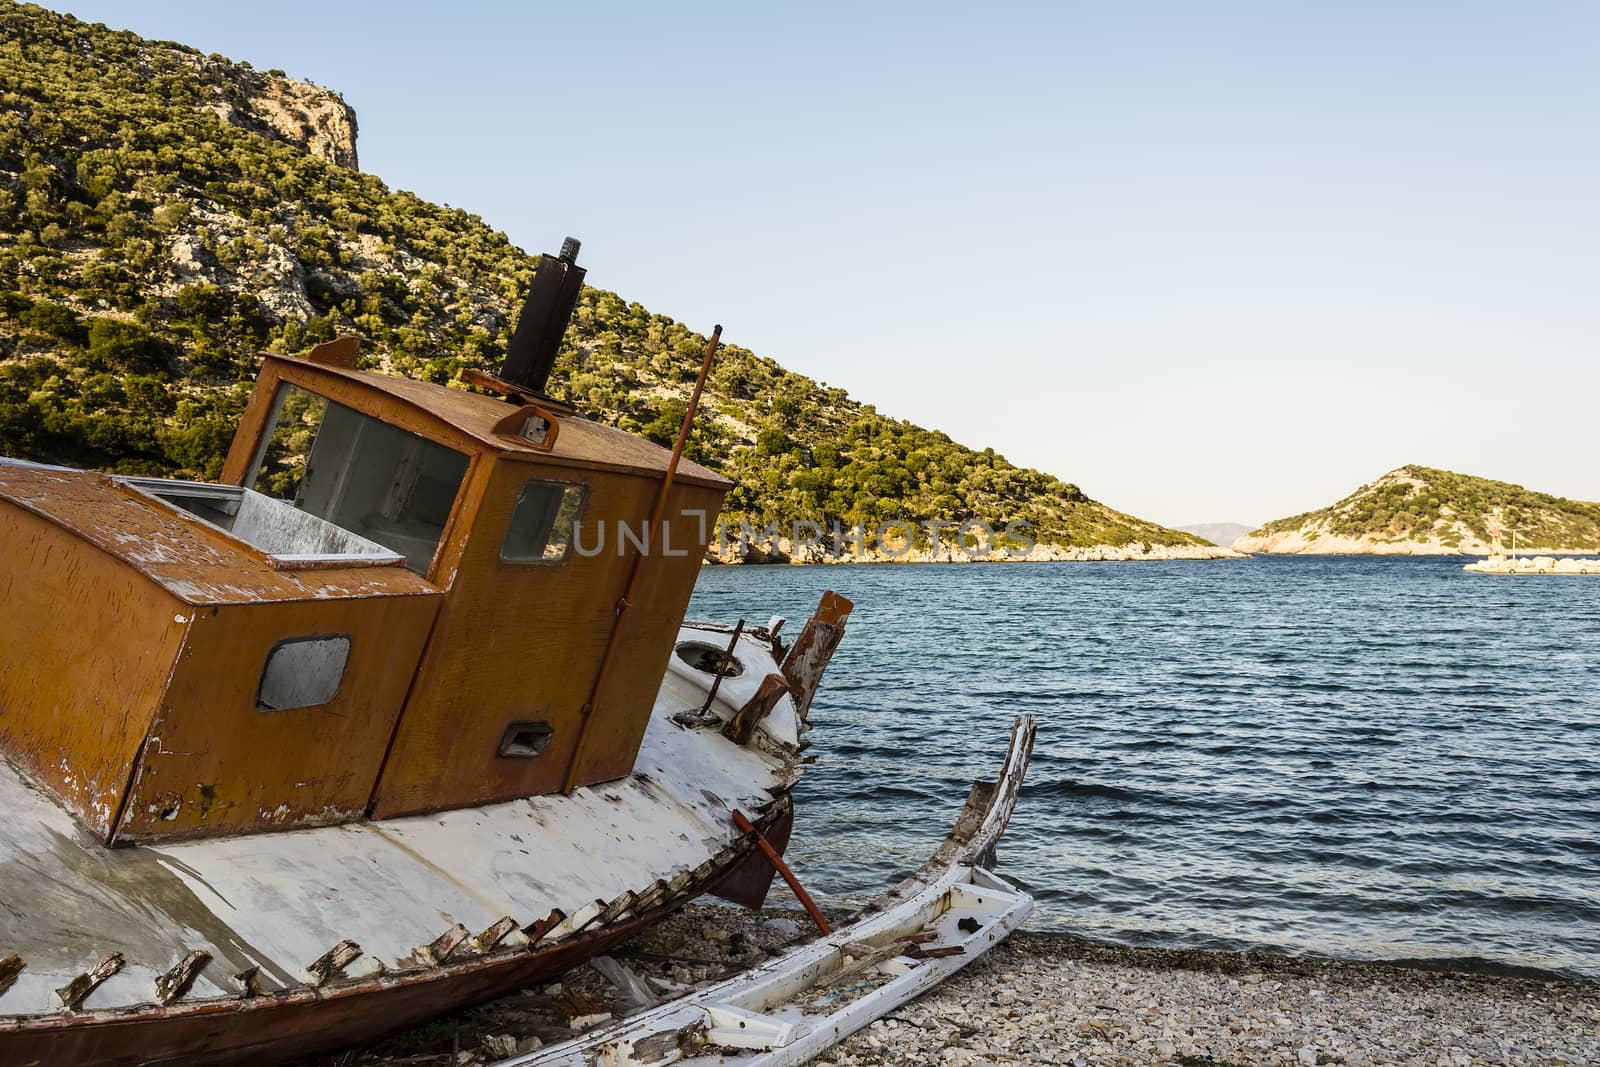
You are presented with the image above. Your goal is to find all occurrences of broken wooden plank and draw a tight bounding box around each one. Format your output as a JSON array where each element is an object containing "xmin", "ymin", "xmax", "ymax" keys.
[
  {"xmin": 470, "ymin": 916, "xmax": 520, "ymax": 954},
  {"xmin": 56, "ymin": 953, "xmax": 124, "ymax": 1011},
  {"xmin": 911, "ymin": 945, "xmax": 966, "ymax": 960},
  {"xmin": 625, "ymin": 1018, "xmax": 709, "ymax": 1063},
  {"xmin": 723, "ymin": 673, "xmax": 791, "ymax": 746},
  {"xmin": 306, "ymin": 940, "xmax": 362, "ymax": 987},
  {"xmin": 0, "ymin": 955, "xmax": 23, "ymax": 999},
  {"xmin": 234, "ymin": 966, "xmax": 263, "ymax": 998},
  {"xmin": 413, "ymin": 924, "xmax": 470, "ymax": 967},
  {"xmin": 630, "ymin": 877, "xmax": 672, "ymax": 915},
  {"xmin": 305, "ymin": 334, "xmax": 361, "ymax": 368},
  {"xmin": 817, "ymin": 943, "xmax": 904, "ymax": 988},
  {"xmin": 594, "ymin": 890, "xmax": 638, "ymax": 928},
  {"xmin": 552, "ymin": 989, "xmax": 611, "ymax": 1029},
  {"xmin": 779, "ymin": 591, "xmax": 853, "ymax": 722},
  {"xmin": 521, "ymin": 908, "xmax": 567, "ymax": 946},
  {"xmin": 155, "ymin": 950, "xmax": 211, "ymax": 1005}
]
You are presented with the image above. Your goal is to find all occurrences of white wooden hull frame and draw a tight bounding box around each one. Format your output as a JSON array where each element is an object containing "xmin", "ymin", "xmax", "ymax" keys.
[{"xmin": 500, "ymin": 714, "xmax": 1037, "ymax": 1067}]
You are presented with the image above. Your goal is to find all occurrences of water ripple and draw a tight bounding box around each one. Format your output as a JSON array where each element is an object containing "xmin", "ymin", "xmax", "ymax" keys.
[{"xmin": 689, "ymin": 556, "xmax": 1600, "ymax": 978}]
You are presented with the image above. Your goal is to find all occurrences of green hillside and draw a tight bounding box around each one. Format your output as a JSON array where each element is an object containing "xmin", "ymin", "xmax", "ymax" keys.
[
  {"xmin": 1243, "ymin": 465, "xmax": 1600, "ymax": 552},
  {"xmin": 0, "ymin": 1, "xmax": 1208, "ymax": 554}
]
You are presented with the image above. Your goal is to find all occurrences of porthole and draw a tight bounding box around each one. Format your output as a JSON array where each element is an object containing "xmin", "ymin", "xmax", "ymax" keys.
[{"xmin": 674, "ymin": 641, "xmax": 744, "ymax": 677}]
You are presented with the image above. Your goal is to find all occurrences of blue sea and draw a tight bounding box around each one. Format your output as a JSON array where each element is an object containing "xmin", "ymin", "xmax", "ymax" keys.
[{"xmin": 687, "ymin": 556, "xmax": 1600, "ymax": 980}]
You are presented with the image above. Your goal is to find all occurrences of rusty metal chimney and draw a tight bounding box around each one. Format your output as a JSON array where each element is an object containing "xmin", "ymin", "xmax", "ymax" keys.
[{"xmin": 500, "ymin": 237, "xmax": 585, "ymax": 397}]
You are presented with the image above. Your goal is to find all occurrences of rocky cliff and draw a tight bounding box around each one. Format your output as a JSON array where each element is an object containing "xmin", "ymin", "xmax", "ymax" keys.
[
  {"xmin": 202, "ymin": 61, "xmax": 359, "ymax": 170},
  {"xmin": 1237, "ymin": 466, "xmax": 1600, "ymax": 555}
]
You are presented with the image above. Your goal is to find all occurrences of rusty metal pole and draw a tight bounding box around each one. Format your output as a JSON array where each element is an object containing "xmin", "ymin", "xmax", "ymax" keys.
[
  {"xmin": 731, "ymin": 809, "xmax": 833, "ymax": 936},
  {"xmin": 562, "ymin": 326, "xmax": 723, "ymax": 794},
  {"xmin": 699, "ymin": 619, "xmax": 744, "ymax": 715}
]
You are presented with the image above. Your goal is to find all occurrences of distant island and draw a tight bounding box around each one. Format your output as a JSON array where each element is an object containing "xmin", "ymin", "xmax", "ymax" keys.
[
  {"xmin": 0, "ymin": 4, "xmax": 1220, "ymax": 562},
  {"xmin": 1236, "ymin": 465, "xmax": 1600, "ymax": 555},
  {"xmin": 1177, "ymin": 522, "xmax": 1255, "ymax": 548}
]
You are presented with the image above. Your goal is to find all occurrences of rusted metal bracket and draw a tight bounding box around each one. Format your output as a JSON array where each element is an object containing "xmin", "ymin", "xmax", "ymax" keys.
[
  {"xmin": 306, "ymin": 940, "xmax": 362, "ymax": 987},
  {"xmin": 458, "ymin": 366, "xmax": 577, "ymax": 412},
  {"xmin": 698, "ymin": 619, "xmax": 744, "ymax": 715},
  {"xmin": 0, "ymin": 955, "xmax": 23, "ymax": 999},
  {"xmin": 489, "ymin": 402, "xmax": 562, "ymax": 451},
  {"xmin": 56, "ymin": 953, "xmax": 124, "ymax": 1011},
  {"xmin": 154, "ymin": 950, "xmax": 211, "ymax": 1005},
  {"xmin": 731, "ymin": 809, "xmax": 832, "ymax": 936}
]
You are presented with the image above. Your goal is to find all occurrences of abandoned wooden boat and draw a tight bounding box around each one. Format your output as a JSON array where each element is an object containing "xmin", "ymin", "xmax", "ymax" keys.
[
  {"xmin": 500, "ymin": 716, "xmax": 1036, "ymax": 1067},
  {"xmin": 0, "ymin": 240, "xmax": 857, "ymax": 1065}
]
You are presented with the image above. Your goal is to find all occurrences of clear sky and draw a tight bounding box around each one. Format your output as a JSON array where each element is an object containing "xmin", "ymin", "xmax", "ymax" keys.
[{"xmin": 47, "ymin": 1, "xmax": 1600, "ymax": 526}]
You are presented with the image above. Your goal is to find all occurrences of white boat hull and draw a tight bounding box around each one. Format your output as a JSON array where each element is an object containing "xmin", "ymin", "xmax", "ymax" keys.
[{"xmin": 499, "ymin": 717, "xmax": 1037, "ymax": 1067}]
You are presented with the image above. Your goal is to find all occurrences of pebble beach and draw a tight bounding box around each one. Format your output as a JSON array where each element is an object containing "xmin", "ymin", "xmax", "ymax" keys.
[
  {"xmin": 338, "ymin": 905, "xmax": 1599, "ymax": 1067},
  {"xmin": 817, "ymin": 932, "xmax": 1598, "ymax": 1067}
]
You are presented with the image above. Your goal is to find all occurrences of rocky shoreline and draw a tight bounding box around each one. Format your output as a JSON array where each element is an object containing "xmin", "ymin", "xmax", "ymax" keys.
[
  {"xmin": 340, "ymin": 906, "xmax": 1597, "ymax": 1067},
  {"xmin": 1463, "ymin": 555, "xmax": 1600, "ymax": 575},
  {"xmin": 1230, "ymin": 529, "xmax": 1599, "ymax": 556},
  {"xmin": 707, "ymin": 542, "xmax": 1243, "ymax": 566}
]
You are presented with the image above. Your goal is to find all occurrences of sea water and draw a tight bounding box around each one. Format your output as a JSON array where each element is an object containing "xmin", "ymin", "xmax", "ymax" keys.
[{"xmin": 688, "ymin": 556, "xmax": 1600, "ymax": 979}]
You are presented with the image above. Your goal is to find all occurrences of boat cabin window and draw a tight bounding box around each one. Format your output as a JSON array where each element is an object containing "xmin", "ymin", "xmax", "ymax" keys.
[
  {"xmin": 119, "ymin": 478, "xmax": 403, "ymax": 566},
  {"xmin": 251, "ymin": 384, "xmax": 470, "ymax": 574},
  {"xmin": 501, "ymin": 480, "xmax": 587, "ymax": 564},
  {"xmin": 258, "ymin": 635, "xmax": 351, "ymax": 711}
]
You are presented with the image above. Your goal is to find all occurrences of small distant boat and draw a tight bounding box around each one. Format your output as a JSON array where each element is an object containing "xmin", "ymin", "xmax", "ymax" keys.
[{"xmin": 0, "ymin": 240, "xmax": 905, "ymax": 1065}]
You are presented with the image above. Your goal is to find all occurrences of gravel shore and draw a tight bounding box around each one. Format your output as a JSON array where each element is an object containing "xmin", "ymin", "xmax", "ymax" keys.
[
  {"xmin": 818, "ymin": 932, "xmax": 1598, "ymax": 1067},
  {"xmin": 335, "ymin": 906, "xmax": 1598, "ymax": 1066}
]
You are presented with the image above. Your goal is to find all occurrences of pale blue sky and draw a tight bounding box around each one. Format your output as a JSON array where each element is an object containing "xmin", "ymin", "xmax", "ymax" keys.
[{"xmin": 50, "ymin": 2, "xmax": 1600, "ymax": 525}]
